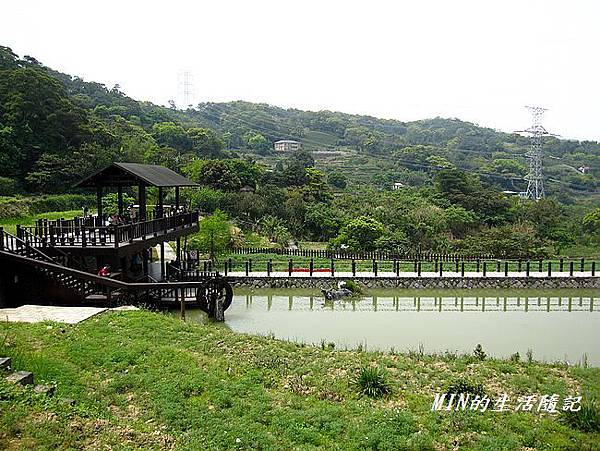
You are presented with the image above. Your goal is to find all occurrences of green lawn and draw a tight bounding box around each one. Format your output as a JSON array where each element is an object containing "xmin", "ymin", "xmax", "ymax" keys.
[
  {"xmin": 0, "ymin": 210, "xmax": 84, "ymax": 235},
  {"xmin": 0, "ymin": 310, "xmax": 598, "ymax": 449}
]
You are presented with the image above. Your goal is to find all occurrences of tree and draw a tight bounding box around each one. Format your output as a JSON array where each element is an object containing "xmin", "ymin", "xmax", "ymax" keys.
[
  {"xmin": 582, "ymin": 208, "xmax": 600, "ymax": 235},
  {"xmin": 327, "ymin": 171, "xmax": 347, "ymax": 189},
  {"xmin": 243, "ymin": 132, "xmax": 271, "ymax": 154},
  {"xmin": 330, "ymin": 216, "xmax": 384, "ymax": 252},
  {"xmin": 189, "ymin": 210, "xmax": 232, "ymax": 260},
  {"xmin": 151, "ymin": 122, "xmax": 190, "ymax": 151},
  {"xmin": 188, "ymin": 127, "xmax": 224, "ymax": 158}
]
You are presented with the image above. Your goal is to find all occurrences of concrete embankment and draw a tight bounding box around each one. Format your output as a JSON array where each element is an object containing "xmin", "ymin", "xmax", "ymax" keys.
[{"xmin": 227, "ymin": 273, "xmax": 600, "ymax": 290}]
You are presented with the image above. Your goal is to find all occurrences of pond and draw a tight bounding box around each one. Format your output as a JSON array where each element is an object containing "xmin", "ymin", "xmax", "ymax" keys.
[{"xmin": 175, "ymin": 288, "xmax": 600, "ymax": 366}]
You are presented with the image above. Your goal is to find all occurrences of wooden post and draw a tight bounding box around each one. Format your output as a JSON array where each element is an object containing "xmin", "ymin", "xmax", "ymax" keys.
[
  {"xmin": 483, "ymin": 262, "xmax": 486, "ymax": 277},
  {"xmin": 180, "ymin": 288, "xmax": 186, "ymax": 321},
  {"xmin": 526, "ymin": 261, "xmax": 530, "ymax": 277},
  {"xmin": 96, "ymin": 186, "xmax": 103, "ymax": 222},
  {"xmin": 138, "ymin": 183, "xmax": 147, "ymax": 221},
  {"xmin": 417, "ymin": 261, "xmax": 421, "ymax": 277},
  {"xmin": 160, "ymin": 244, "xmax": 165, "ymax": 280},
  {"xmin": 309, "ymin": 259, "xmax": 314, "ymax": 277},
  {"xmin": 569, "ymin": 261, "xmax": 574, "ymax": 276},
  {"xmin": 175, "ymin": 186, "xmax": 181, "ymax": 262},
  {"xmin": 592, "ymin": 262, "xmax": 595, "ymax": 277},
  {"xmin": 461, "ymin": 262, "xmax": 465, "ymax": 277},
  {"xmin": 245, "ymin": 261, "xmax": 249, "ymax": 276},
  {"xmin": 504, "ymin": 261, "xmax": 508, "ymax": 277},
  {"xmin": 352, "ymin": 259, "xmax": 356, "ymax": 276},
  {"xmin": 117, "ymin": 186, "xmax": 124, "ymax": 216}
]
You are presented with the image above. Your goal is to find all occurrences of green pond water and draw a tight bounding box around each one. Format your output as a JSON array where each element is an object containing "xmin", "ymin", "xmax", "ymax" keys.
[{"xmin": 175, "ymin": 287, "xmax": 600, "ymax": 366}]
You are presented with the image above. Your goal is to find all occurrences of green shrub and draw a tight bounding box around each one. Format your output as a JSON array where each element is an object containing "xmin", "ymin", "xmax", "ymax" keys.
[
  {"xmin": 0, "ymin": 194, "xmax": 95, "ymax": 219},
  {"xmin": 561, "ymin": 396, "xmax": 600, "ymax": 432},
  {"xmin": 0, "ymin": 177, "xmax": 17, "ymax": 196},
  {"xmin": 355, "ymin": 366, "xmax": 391, "ymax": 398},
  {"xmin": 342, "ymin": 280, "xmax": 362, "ymax": 294},
  {"xmin": 473, "ymin": 344, "xmax": 487, "ymax": 360},
  {"xmin": 445, "ymin": 379, "xmax": 486, "ymax": 397}
]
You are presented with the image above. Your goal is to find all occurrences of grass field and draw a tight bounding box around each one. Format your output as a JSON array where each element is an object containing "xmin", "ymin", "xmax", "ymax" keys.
[
  {"xmin": 0, "ymin": 210, "xmax": 83, "ymax": 235},
  {"xmin": 1, "ymin": 310, "xmax": 598, "ymax": 449}
]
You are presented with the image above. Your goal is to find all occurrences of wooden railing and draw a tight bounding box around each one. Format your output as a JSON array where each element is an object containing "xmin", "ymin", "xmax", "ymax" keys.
[{"xmin": 16, "ymin": 211, "xmax": 198, "ymax": 248}]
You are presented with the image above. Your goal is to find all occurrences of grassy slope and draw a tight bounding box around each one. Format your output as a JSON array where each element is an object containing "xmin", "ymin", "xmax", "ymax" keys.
[
  {"xmin": 0, "ymin": 311, "xmax": 598, "ymax": 450},
  {"xmin": 0, "ymin": 210, "xmax": 83, "ymax": 235}
]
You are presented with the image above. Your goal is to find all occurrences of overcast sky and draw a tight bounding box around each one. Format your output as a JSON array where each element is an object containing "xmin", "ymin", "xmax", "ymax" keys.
[{"xmin": 2, "ymin": 0, "xmax": 599, "ymax": 141}]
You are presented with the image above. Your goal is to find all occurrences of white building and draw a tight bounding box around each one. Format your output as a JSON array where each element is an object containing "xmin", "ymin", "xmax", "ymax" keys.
[{"xmin": 274, "ymin": 140, "xmax": 302, "ymax": 152}]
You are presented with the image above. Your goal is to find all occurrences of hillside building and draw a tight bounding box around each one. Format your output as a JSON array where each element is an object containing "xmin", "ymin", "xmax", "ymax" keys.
[{"xmin": 274, "ymin": 140, "xmax": 302, "ymax": 152}]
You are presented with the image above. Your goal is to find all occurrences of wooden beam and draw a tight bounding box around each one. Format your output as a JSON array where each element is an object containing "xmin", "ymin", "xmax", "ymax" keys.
[
  {"xmin": 175, "ymin": 186, "xmax": 181, "ymax": 262},
  {"xmin": 158, "ymin": 187, "xmax": 164, "ymax": 219},
  {"xmin": 96, "ymin": 187, "xmax": 103, "ymax": 221},
  {"xmin": 117, "ymin": 187, "xmax": 123, "ymax": 216},
  {"xmin": 138, "ymin": 184, "xmax": 146, "ymax": 221}
]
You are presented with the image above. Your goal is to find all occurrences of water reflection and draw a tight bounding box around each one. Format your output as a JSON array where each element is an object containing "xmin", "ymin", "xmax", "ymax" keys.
[
  {"xmin": 242, "ymin": 293, "xmax": 597, "ymax": 313},
  {"xmin": 178, "ymin": 288, "xmax": 600, "ymax": 366}
]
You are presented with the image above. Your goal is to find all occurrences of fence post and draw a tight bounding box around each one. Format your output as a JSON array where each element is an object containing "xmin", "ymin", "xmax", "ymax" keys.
[
  {"xmin": 373, "ymin": 260, "xmax": 378, "ymax": 277},
  {"xmin": 476, "ymin": 259, "xmax": 480, "ymax": 273},
  {"xmin": 569, "ymin": 261, "xmax": 574, "ymax": 277},
  {"xmin": 496, "ymin": 260, "xmax": 501, "ymax": 273},
  {"xmin": 0, "ymin": 226, "xmax": 3, "ymax": 251},
  {"xmin": 461, "ymin": 262, "xmax": 465, "ymax": 277},
  {"xmin": 395, "ymin": 259, "xmax": 400, "ymax": 277},
  {"xmin": 439, "ymin": 262, "xmax": 443, "ymax": 277},
  {"xmin": 413, "ymin": 260, "xmax": 417, "ymax": 273},
  {"xmin": 504, "ymin": 261, "xmax": 508, "ymax": 277},
  {"xmin": 580, "ymin": 258, "xmax": 585, "ymax": 272},
  {"xmin": 331, "ymin": 258, "xmax": 335, "ymax": 277},
  {"xmin": 228, "ymin": 258, "xmax": 232, "ymax": 273},
  {"xmin": 547, "ymin": 261, "xmax": 552, "ymax": 277},
  {"xmin": 518, "ymin": 260, "xmax": 522, "ymax": 272},
  {"xmin": 224, "ymin": 260, "xmax": 228, "ymax": 276},
  {"xmin": 245, "ymin": 261, "xmax": 249, "ymax": 276},
  {"xmin": 310, "ymin": 258, "xmax": 314, "ymax": 277},
  {"xmin": 267, "ymin": 259, "xmax": 272, "ymax": 277},
  {"xmin": 560, "ymin": 258, "xmax": 564, "ymax": 272},
  {"xmin": 249, "ymin": 258, "xmax": 252, "ymax": 273},
  {"xmin": 538, "ymin": 259, "xmax": 542, "ymax": 272},
  {"xmin": 526, "ymin": 261, "xmax": 530, "ymax": 277},
  {"xmin": 483, "ymin": 262, "xmax": 486, "ymax": 277},
  {"xmin": 352, "ymin": 259, "xmax": 356, "ymax": 277},
  {"xmin": 592, "ymin": 262, "xmax": 595, "ymax": 277},
  {"xmin": 417, "ymin": 261, "xmax": 421, "ymax": 277},
  {"xmin": 288, "ymin": 259, "xmax": 293, "ymax": 277}
]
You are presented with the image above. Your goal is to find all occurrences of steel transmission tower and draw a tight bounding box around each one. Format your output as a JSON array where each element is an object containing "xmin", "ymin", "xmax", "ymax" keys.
[
  {"xmin": 178, "ymin": 70, "xmax": 195, "ymax": 109},
  {"xmin": 517, "ymin": 106, "xmax": 552, "ymax": 201}
]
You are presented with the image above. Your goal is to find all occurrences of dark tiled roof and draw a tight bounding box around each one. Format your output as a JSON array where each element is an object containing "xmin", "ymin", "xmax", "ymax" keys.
[{"xmin": 75, "ymin": 162, "xmax": 198, "ymax": 188}]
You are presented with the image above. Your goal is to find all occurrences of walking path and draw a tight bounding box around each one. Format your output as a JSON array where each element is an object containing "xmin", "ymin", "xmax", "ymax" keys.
[
  {"xmin": 226, "ymin": 270, "xmax": 597, "ymax": 278},
  {"xmin": 0, "ymin": 305, "xmax": 137, "ymax": 324}
]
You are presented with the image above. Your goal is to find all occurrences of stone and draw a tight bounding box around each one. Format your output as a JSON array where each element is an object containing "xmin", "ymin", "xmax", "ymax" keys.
[
  {"xmin": 0, "ymin": 357, "xmax": 11, "ymax": 371},
  {"xmin": 6, "ymin": 370, "xmax": 33, "ymax": 386},
  {"xmin": 61, "ymin": 398, "xmax": 77, "ymax": 406},
  {"xmin": 34, "ymin": 384, "xmax": 56, "ymax": 397}
]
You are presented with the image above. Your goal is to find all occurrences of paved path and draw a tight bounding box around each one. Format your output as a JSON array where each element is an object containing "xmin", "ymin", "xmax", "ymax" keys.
[
  {"xmin": 225, "ymin": 271, "xmax": 597, "ymax": 278},
  {"xmin": 149, "ymin": 242, "xmax": 177, "ymax": 280},
  {"xmin": 0, "ymin": 305, "xmax": 138, "ymax": 324}
]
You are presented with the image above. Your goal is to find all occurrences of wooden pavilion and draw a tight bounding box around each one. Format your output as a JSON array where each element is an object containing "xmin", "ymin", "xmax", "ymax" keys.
[{"xmin": 18, "ymin": 163, "xmax": 200, "ymax": 281}]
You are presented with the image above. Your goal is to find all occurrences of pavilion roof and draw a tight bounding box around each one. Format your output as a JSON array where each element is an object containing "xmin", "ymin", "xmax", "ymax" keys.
[{"xmin": 75, "ymin": 162, "xmax": 198, "ymax": 188}]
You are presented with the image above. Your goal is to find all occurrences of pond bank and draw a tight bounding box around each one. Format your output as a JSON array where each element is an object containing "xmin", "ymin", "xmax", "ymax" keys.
[{"xmin": 228, "ymin": 274, "xmax": 600, "ymax": 289}]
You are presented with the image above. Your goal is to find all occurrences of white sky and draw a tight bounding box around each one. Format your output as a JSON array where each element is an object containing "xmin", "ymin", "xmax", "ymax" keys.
[{"xmin": 2, "ymin": 0, "xmax": 599, "ymax": 141}]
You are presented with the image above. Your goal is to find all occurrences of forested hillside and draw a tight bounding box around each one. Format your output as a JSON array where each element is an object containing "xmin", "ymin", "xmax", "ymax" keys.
[{"xmin": 1, "ymin": 45, "xmax": 599, "ymax": 257}]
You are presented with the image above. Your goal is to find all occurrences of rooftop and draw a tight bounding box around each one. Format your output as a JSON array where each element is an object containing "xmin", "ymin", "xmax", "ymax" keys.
[{"xmin": 75, "ymin": 162, "xmax": 199, "ymax": 188}]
